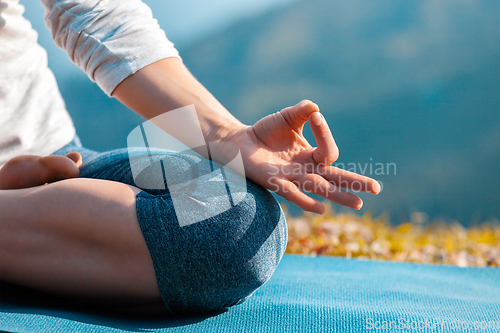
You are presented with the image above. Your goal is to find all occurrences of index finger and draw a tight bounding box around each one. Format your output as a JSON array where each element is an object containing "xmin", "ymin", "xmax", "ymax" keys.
[{"xmin": 309, "ymin": 111, "xmax": 339, "ymax": 166}]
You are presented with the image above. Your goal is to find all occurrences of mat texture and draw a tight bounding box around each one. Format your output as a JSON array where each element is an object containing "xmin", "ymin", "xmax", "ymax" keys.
[{"xmin": 1, "ymin": 255, "xmax": 499, "ymax": 332}]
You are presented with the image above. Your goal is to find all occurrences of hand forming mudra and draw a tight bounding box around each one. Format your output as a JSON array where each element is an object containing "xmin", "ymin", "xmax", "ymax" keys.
[{"xmin": 222, "ymin": 100, "xmax": 380, "ymax": 214}]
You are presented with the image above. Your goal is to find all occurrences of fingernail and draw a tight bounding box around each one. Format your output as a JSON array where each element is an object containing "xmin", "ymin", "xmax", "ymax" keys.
[
  {"xmin": 373, "ymin": 181, "xmax": 381, "ymax": 194},
  {"xmin": 310, "ymin": 112, "xmax": 323, "ymax": 126}
]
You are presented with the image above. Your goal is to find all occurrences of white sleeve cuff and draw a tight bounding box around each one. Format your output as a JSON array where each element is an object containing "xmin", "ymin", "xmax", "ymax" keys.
[{"xmin": 42, "ymin": 0, "xmax": 181, "ymax": 96}]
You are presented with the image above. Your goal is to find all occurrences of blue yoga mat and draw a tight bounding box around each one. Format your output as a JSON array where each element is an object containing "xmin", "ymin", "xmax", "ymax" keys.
[{"xmin": 1, "ymin": 254, "xmax": 499, "ymax": 332}]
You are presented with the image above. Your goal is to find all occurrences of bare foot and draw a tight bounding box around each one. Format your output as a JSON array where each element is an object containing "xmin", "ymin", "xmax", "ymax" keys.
[{"xmin": 0, "ymin": 152, "xmax": 82, "ymax": 190}]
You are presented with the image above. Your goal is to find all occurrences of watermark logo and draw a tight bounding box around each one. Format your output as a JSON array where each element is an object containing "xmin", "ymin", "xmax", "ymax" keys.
[
  {"xmin": 366, "ymin": 317, "xmax": 500, "ymax": 331},
  {"xmin": 127, "ymin": 105, "xmax": 247, "ymax": 227}
]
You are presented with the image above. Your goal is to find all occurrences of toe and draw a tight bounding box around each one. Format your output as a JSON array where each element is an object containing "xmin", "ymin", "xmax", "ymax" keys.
[
  {"xmin": 39, "ymin": 155, "xmax": 80, "ymax": 182},
  {"xmin": 65, "ymin": 152, "xmax": 83, "ymax": 167}
]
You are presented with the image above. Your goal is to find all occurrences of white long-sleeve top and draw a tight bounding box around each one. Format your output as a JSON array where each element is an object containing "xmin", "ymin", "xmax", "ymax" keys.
[{"xmin": 0, "ymin": 0, "xmax": 180, "ymax": 167}]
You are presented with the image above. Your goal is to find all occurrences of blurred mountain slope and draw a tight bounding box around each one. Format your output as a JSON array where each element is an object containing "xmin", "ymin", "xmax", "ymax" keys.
[{"xmin": 181, "ymin": 0, "xmax": 500, "ymax": 222}]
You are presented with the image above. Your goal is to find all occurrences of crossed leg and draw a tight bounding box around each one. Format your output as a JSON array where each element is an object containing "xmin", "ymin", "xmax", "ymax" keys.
[
  {"xmin": 0, "ymin": 148, "xmax": 287, "ymax": 315},
  {"xmin": 0, "ymin": 177, "xmax": 164, "ymax": 311}
]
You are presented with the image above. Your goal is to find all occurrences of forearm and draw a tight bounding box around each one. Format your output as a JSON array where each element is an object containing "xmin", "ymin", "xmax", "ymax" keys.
[{"xmin": 112, "ymin": 57, "xmax": 247, "ymax": 143}]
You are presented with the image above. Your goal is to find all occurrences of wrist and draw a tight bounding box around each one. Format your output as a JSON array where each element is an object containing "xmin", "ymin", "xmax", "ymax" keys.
[{"xmin": 203, "ymin": 115, "xmax": 248, "ymax": 144}]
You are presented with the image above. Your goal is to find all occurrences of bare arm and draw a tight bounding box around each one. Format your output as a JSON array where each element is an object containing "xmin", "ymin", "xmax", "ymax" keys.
[
  {"xmin": 112, "ymin": 58, "xmax": 380, "ymax": 214},
  {"xmin": 112, "ymin": 57, "xmax": 246, "ymax": 144},
  {"xmin": 41, "ymin": 0, "xmax": 379, "ymax": 213}
]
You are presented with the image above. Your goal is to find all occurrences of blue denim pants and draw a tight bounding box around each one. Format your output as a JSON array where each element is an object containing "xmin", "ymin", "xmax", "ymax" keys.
[{"xmin": 52, "ymin": 137, "xmax": 287, "ymax": 315}]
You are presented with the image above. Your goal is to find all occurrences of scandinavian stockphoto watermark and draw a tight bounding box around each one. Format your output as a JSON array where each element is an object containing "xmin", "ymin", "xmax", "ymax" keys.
[
  {"xmin": 333, "ymin": 158, "xmax": 396, "ymax": 177},
  {"xmin": 366, "ymin": 317, "xmax": 500, "ymax": 331},
  {"xmin": 266, "ymin": 159, "xmax": 395, "ymax": 195},
  {"xmin": 127, "ymin": 105, "xmax": 247, "ymax": 228}
]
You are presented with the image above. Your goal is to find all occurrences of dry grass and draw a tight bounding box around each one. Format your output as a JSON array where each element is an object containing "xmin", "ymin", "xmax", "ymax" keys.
[{"xmin": 284, "ymin": 203, "xmax": 500, "ymax": 267}]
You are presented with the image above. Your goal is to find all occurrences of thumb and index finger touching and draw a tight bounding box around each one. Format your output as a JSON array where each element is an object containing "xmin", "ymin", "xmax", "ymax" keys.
[{"xmin": 280, "ymin": 100, "xmax": 339, "ymax": 166}]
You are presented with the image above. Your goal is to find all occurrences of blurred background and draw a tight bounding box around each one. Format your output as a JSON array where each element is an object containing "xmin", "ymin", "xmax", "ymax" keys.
[{"xmin": 24, "ymin": 0, "xmax": 500, "ymax": 224}]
